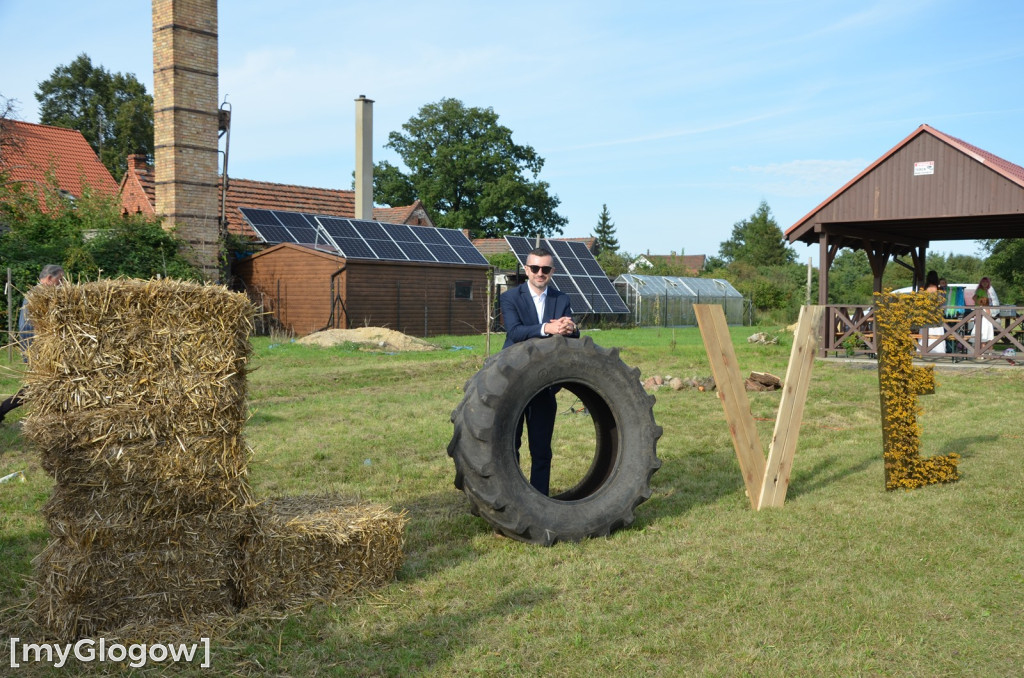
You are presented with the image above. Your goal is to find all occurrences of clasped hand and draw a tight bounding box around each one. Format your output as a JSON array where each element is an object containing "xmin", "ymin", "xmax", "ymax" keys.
[{"xmin": 546, "ymin": 316, "xmax": 576, "ymax": 336}]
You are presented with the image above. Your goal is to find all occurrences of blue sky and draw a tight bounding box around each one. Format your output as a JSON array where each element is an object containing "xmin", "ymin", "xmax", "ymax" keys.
[{"xmin": 3, "ymin": 0, "xmax": 1023, "ymax": 264}]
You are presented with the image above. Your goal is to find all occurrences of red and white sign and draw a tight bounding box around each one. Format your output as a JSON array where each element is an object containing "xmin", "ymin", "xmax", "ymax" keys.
[{"xmin": 914, "ymin": 161, "xmax": 935, "ymax": 176}]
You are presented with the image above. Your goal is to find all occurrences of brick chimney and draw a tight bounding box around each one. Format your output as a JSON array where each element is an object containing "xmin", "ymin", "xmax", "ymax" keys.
[
  {"xmin": 152, "ymin": 0, "xmax": 221, "ymax": 280},
  {"xmin": 354, "ymin": 95, "xmax": 374, "ymax": 220}
]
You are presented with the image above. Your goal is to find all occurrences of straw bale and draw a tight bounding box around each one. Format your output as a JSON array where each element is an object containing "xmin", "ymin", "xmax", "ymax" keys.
[
  {"xmin": 24, "ymin": 405, "xmax": 246, "ymax": 450},
  {"xmin": 42, "ymin": 482, "xmax": 254, "ymax": 532},
  {"xmin": 33, "ymin": 430, "xmax": 253, "ymax": 496},
  {"xmin": 239, "ymin": 496, "xmax": 407, "ymax": 610},
  {"xmin": 33, "ymin": 513, "xmax": 249, "ymax": 640},
  {"xmin": 22, "ymin": 279, "xmax": 254, "ymax": 418}
]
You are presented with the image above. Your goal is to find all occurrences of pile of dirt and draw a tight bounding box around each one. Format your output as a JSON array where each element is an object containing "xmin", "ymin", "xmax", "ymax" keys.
[{"xmin": 297, "ymin": 327, "xmax": 440, "ymax": 352}]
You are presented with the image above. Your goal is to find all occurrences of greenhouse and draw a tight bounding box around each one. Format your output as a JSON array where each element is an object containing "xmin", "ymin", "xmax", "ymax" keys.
[{"xmin": 614, "ymin": 274, "xmax": 747, "ymax": 327}]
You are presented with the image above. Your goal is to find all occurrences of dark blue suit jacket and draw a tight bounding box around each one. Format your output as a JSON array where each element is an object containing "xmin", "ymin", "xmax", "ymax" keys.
[{"xmin": 500, "ymin": 283, "xmax": 578, "ymax": 350}]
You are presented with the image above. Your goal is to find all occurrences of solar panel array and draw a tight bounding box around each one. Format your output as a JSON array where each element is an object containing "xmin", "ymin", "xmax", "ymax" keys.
[
  {"xmin": 240, "ymin": 208, "xmax": 489, "ymax": 266},
  {"xmin": 505, "ymin": 236, "xmax": 630, "ymax": 314}
]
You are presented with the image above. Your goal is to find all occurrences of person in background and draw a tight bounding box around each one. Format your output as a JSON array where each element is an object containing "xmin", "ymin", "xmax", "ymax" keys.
[
  {"xmin": 922, "ymin": 270, "xmax": 946, "ymax": 353},
  {"xmin": 970, "ymin": 276, "xmax": 996, "ymax": 346},
  {"xmin": 499, "ymin": 248, "xmax": 579, "ymax": 496},
  {"xmin": 0, "ymin": 264, "xmax": 65, "ymax": 423}
]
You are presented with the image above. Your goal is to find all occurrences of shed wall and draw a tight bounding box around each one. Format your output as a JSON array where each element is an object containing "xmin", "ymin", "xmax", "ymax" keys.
[
  {"xmin": 235, "ymin": 246, "xmax": 489, "ymax": 337},
  {"xmin": 234, "ymin": 247, "xmax": 341, "ymax": 336},
  {"xmin": 343, "ymin": 261, "xmax": 488, "ymax": 337}
]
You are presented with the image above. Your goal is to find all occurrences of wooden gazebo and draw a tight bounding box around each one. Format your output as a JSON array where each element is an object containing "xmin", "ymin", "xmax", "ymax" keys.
[{"xmin": 785, "ymin": 124, "xmax": 1024, "ymax": 358}]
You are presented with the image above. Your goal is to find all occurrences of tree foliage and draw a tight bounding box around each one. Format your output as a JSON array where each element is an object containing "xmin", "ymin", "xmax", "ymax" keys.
[
  {"xmin": 373, "ymin": 98, "xmax": 567, "ymax": 239},
  {"xmin": 595, "ymin": 249, "xmax": 633, "ymax": 278},
  {"xmin": 981, "ymin": 239, "xmax": 1022, "ymax": 304},
  {"xmin": 485, "ymin": 251, "xmax": 520, "ymax": 270},
  {"xmin": 0, "ymin": 172, "xmax": 199, "ymax": 340},
  {"xmin": 825, "ymin": 249, "xmax": 988, "ymax": 305},
  {"xmin": 592, "ymin": 204, "xmax": 618, "ymax": 256},
  {"xmin": 718, "ymin": 200, "xmax": 795, "ymax": 267},
  {"xmin": 35, "ymin": 54, "xmax": 154, "ymax": 183}
]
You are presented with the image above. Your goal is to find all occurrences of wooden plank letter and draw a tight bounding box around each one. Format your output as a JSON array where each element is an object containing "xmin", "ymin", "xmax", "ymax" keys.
[{"xmin": 695, "ymin": 304, "xmax": 823, "ymax": 510}]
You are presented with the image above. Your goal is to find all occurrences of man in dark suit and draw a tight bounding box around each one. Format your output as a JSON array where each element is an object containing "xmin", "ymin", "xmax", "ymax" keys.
[{"xmin": 500, "ymin": 247, "xmax": 579, "ymax": 495}]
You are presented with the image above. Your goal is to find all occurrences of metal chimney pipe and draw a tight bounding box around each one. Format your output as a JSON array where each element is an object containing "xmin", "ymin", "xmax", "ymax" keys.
[{"xmin": 354, "ymin": 95, "xmax": 374, "ymax": 220}]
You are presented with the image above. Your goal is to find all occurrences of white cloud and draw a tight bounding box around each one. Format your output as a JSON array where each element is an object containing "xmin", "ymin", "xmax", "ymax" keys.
[{"xmin": 731, "ymin": 159, "xmax": 868, "ymax": 198}]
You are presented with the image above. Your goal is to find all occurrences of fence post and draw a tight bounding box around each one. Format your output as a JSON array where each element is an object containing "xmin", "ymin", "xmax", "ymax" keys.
[{"xmin": 6, "ymin": 268, "xmax": 12, "ymax": 363}]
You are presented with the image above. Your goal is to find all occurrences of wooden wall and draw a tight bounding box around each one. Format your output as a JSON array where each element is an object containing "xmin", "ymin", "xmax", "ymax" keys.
[
  {"xmin": 234, "ymin": 243, "xmax": 489, "ymax": 337},
  {"xmin": 234, "ymin": 243, "xmax": 342, "ymax": 336},
  {"xmin": 343, "ymin": 260, "xmax": 488, "ymax": 337}
]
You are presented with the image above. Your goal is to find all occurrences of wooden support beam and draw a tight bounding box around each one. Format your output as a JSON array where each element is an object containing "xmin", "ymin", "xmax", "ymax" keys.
[
  {"xmin": 758, "ymin": 305, "xmax": 824, "ymax": 509},
  {"xmin": 695, "ymin": 304, "xmax": 765, "ymax": 509},
  {"xmin": 696, "ymin": 304, "xmax": 824, "ymax": 510}
]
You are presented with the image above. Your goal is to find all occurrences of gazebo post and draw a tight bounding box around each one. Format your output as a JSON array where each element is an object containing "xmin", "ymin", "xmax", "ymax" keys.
[{"xmin": 817, "ymin": 232, "xmax": 834, "ymax": 356}]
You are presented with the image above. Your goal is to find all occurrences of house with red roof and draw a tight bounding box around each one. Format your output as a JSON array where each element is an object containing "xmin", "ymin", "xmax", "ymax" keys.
[
  {"xmin": 118, "ymin": 154, "xmax": 434, "ymax": 238},
  {"xmin": 0, "ymin": 119, "xmax": 118, "ymax": 206},
  {"xmin": 629, "ymin": 253, "xmax": 707, "ymax": 275},
  {"xmin": 472, "ymin": 236, "xmax": 597, "ymax": 257}
]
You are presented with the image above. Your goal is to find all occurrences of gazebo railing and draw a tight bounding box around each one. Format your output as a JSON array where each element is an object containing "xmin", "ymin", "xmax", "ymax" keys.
[{"xmin": 824, "ymin": 304, "xmax": 1024, "ymax": 360}]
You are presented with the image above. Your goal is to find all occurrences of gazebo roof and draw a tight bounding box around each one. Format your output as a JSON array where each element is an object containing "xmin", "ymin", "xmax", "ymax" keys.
[{"xmin": 785, "ymin": 124, "xmax": 1024, "ymax": 256}]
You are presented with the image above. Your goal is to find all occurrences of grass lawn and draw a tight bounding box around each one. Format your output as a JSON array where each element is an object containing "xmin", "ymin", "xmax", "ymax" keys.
[{"xmin": 1, "ymin": 326, "xmax": 1022, "ymax": 676}]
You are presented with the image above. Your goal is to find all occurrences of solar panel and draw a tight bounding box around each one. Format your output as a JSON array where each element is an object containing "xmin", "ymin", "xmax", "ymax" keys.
[
  {"xmin": 333, "ymin": 237, "xmax": 376, "ymax": 259},
  {"xmin": 397, "ymin": 241, "xmax": 436, "ymax": 262},
  {"xmin": 503, "ymin": 235, "xmax": 628, "ymax": 314},
  {"xmin": 351, "ymin": 220, "xmax": 388, "ymax": 241},
  {"xmin": 592, "ymin": 276, "xmax": 630, "ymax": 313},
  {"xmin": 453, "ymin": 245, "xmax": 488, "ymax": 266},
  {"xmin": 427, "ymin": 244, "xmax": 463, "ymax": 263},
  {"xmin": 506, "ymin": 236, "xmax": 534, "ymax": 257},
  {"xmin": 366, "ymin": 239, "xmax": 408, "ymax": 261},
  {"xmin": 318, "ymin": 217, "xmax": 358, "ymax": 240},
  {"xmin": 381, "ymin": 223, "xmax": 419, "ymax": 242},
  {"xmin": 276, "ymin": 211, "xmax": 315, "ymax": 229},
  {"xmin": 413, "ymin": 227, "xmax": 446, "ymax": 245},
  {"xmin": 241, "ymin": 208, "xmax": 280, "ymax": 226},
  {"xmin": 238, "ymin": 208, "xmax": 488, "ymax": 267}
]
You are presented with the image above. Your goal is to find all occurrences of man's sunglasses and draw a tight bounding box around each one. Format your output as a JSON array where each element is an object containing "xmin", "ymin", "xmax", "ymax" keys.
[{"xmin": 527, "ymin": 265, "xmax": 553, "ymax": 274}]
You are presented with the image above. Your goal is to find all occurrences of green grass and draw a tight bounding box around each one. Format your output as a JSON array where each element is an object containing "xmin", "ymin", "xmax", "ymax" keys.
[{"xmin": 2, "ymin": 327, "xmax": 1023, "ymax": 676}]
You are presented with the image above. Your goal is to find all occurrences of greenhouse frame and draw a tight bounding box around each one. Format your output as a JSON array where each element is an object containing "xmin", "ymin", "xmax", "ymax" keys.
[{"xmin": 614, "ymin": 274, "xmax": 747, "ymax": 327}]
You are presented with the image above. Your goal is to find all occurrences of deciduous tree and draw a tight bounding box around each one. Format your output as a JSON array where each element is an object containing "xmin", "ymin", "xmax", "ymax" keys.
[
  {"xmin": 35, "ymin": 54, "xmax": 153, "ymax": 182},
  {"xmin": 373, "ymin": 98, "xmax": 567, "ymax": 239}
]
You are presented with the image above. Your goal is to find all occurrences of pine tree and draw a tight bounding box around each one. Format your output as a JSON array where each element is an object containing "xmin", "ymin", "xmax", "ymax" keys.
[{"xmin": 592, "ymin": 204, "xmax": 619, "ymax": 256}]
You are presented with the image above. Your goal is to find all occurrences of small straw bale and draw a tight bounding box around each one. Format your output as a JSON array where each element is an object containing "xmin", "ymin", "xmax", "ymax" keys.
[
  {"xmin": 32, "ymin": 511, "xmax": 250, "ymax": 640},
  {"xmin": 22, "ymin": 279, "xmax": 254, "ymax": 423},
  {"xmin": 239, "ymin": 496, "xmax": 408, "ymax": 610}
]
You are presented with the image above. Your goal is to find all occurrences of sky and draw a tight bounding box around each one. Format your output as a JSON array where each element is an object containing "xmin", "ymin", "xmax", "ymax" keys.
[{"xmin": 2, "ymin": 0, "xmax": 1023, "ymax": 265}]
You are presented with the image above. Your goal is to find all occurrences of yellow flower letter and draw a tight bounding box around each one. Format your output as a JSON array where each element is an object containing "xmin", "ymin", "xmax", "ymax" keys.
[{"xmin": 875, "ymin": 290, "xmax": 959, "ymax": 490}]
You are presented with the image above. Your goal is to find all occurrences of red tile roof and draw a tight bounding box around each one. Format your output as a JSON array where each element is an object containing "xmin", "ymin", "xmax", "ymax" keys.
[
  {"xmin": 635, "ymin": 253, "xmax": 706, "ymax": 273},
  {"xmin": 927, "ymin": 125, "xmax": 1024, "ymax": 188},
  {"xmin": 118, "ymin": 159, "xmax": 434, "ymax": 235},
  {"xmin": 1, "ymin": 119, "xmax": 118, "ymax": 205},
  {"xmin": 471, "ymin": 236, "xmax": 598, "ymax": 255}
]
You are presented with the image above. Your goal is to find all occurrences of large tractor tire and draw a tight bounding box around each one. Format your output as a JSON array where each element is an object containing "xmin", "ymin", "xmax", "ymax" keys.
[{"xmin": 447, "ymin": 335, "xmax": 662, "ymax": 545}]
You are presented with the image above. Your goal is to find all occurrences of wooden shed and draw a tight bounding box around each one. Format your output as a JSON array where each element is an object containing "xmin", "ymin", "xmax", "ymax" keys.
[{"xmin": 234, "ymin": 242, "xmax": 489, "ymax": 338}]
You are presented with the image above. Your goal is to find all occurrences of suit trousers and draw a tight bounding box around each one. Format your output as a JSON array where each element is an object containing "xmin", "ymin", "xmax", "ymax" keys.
[{"xmin": 514, "ymin": 387, "xmax": 557, "ymax": 496}]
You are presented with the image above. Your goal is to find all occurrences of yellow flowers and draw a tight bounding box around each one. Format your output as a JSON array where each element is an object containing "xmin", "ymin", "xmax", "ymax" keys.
[{"xmin": 875, "ymin": 289, "xmax": 960, "ymax": 490}]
